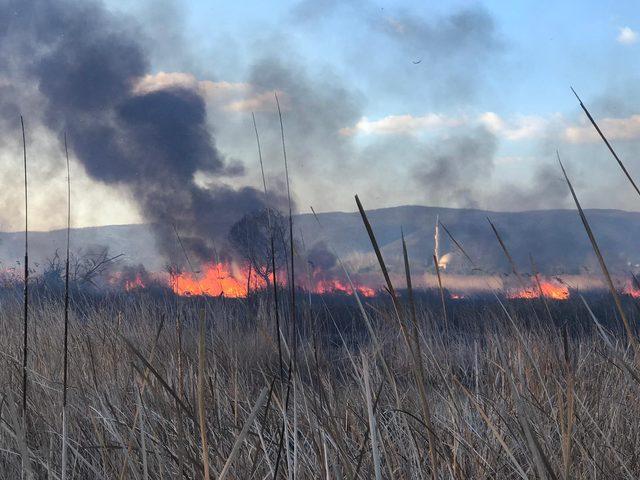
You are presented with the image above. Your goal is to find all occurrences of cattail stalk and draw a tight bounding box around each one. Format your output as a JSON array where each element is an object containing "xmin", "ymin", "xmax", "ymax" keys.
[
  {"xmin": 571, "ymin": 87, "xmax": 640, "ymax": 198},
  {"xmin": 198, "ymin": 308, "xmax": 210, "ymax": 480},
  {"xmin": 61, "ymin": 133, "xmax": 71, "ymax": 479},
  {"xmin": 362, "ymin": 355, "xmax": 382, "ymax": 480},
  {"xmin": 20, "ymin": 117, "xmax": 30, "ymax": 480},
  {"xmin": 218, "ymin": 386, "xmax": 269, "ymax": 480},
  {"xmin": 433, "ymin": 253, "xmax": 449, "ymax": 338},
  {"xmin": 21, "ymin": 116, "xmax": 29, "ymax": 415},
  {"xmin": 275, "ymin": 92, "xmax": 298, "ymax": 480},
  {"xmin": 558, "ymin": 153, "xmax": 638, "ymax": 350},
  {"xmin": 275, "ymin": 93, "xmax": 296, "ymax": 364},
  {"xmin": 251, "ymin": 112, "xmax": 284, "ymax": 379}
]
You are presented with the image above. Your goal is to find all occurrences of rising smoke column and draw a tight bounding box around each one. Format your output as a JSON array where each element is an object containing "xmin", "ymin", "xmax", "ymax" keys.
[{"xmin": 0, "ymin": 0, "xmax": 269, "ymax": 263}]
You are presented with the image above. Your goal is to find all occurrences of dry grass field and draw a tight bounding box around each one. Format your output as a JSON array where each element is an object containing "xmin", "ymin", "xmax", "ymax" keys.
[{"xmin": 0, "ymin": 286, "xmax": 637, "ymax": 479}]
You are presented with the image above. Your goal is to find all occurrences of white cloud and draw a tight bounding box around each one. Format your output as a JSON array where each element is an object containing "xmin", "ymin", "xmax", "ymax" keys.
[
  {"xmin": 564, "ymin": 115, "xmax": 640, "ymax": 143},
  {"xmin": 224, "ymin": 90, "xmax": 287, "ymax": 113},
  {"xmin": 340, "ymin": 111, "xmax": 553, "ymax": 140},
  {"xmin": 133, "ymin": 72, "xmax": 250, "ymax": 101},
  {"xmin": 133, "ymin": 72, "xmax": 285, "ymax": 113},
  {"xmin": 339, "ymin": 114, "xmax": 465, "ymax": 136},
  {"xmin": 479, "ymin": 112, "xmax": 549, "ymax": 140},
  {"xmin": 617, "ymin": 26, "xmax": 638, "ymax": 45}
]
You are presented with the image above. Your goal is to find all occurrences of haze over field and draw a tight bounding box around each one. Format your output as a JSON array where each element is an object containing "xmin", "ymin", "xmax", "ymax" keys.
[{"xmin": 3, "ymin": 205, "xmax": 640, "ymax": 281}]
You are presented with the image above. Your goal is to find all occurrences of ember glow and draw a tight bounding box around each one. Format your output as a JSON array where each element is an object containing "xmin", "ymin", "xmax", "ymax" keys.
[
  {"xmin": 312, "ymin": 279, "xmax": 376, "ymax": 297},
  {"xmin": 507, "ymin": 279, "xmax": 570, "ymax": 300},
  {"xmin": 109, "ymin": 271, "xmax": 150, "ymax": 292},
  {"xmin": 622, "ymin": 280, "xmax": 640, "ymax": 298},
  {"xmin": 124, "ymin": 275, "xmax": 146, "ymax": 292}
]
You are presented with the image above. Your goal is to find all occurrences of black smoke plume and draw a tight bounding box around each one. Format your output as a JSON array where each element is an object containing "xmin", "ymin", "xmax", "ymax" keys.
[{"xmin": 0, "ymin": 0, "xmax": 272, "ymax": 264}]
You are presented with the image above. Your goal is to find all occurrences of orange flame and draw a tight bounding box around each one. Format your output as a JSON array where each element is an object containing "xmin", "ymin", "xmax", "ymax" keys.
[
  {"xmin": 172, "ymin": 262, "xmax": 264, "ymax": 297},
  {"xmin": 170, "ymin": 262, "xmax": 378, "ymax": 298},
  {"xmin": 508, "ymin": 279, "xmax": 569, "ymax": 300}
]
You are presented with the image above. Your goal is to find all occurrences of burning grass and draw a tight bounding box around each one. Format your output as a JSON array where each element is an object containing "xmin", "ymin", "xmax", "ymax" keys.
[{"xmin": 507, "ymin": 278, "xmax": 570, "ymax": 300}]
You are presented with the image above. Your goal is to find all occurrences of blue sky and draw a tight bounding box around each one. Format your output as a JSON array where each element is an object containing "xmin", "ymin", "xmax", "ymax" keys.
[{"xmin": 118, "ymin": 0, "xmax": 640, "ymax": 115}]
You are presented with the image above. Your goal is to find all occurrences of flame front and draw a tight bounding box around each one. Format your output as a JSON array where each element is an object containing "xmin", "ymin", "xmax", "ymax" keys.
[
  {"xmin": 508, "ymin": 279, "xmax": 569, "ymax": 300},
  {"xmin": 170, "ymin": 262, "xmax": 378, "ymax": 298},
  {"xmin": 172, "ymin": 262, "xmax": 264, "ymax": 297}
]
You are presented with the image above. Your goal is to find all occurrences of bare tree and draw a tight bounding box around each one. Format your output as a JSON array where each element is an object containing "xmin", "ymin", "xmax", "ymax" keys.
[
  {"xmin": 71, "ymin": 246, "xmax": 123, "ymax": 287},
  {"xmin": 228, "ymin": 208, "xmax": 287, "ymax": 287},
  {"xmin": 40, "ymin": 246, "xmax": 123, "ymax": 289}
]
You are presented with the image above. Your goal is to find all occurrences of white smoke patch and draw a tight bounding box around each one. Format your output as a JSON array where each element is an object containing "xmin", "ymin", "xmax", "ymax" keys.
[{"xmin": 438, "ymin": 252, "xmax": 454, "ymax": 270}]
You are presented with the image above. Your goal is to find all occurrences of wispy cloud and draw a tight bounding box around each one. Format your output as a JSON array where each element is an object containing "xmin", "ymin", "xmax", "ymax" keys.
[{"xmin": 617, "ymin": 26, "xmax": 638, "ymax": 45}]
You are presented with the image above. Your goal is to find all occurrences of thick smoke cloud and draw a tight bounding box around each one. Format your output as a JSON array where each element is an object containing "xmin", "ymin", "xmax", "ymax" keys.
[{"xmin": 0, "ymin": 0, "xmax": 272, "ymax": 263}]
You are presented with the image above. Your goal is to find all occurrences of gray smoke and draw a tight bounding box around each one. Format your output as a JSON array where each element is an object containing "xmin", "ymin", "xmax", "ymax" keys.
[
  {"xmin": 376, "ymin": 5, "xmax": 501, "ymax": 70},
  {"xmin": 0, "ymin": 0, "xmax": 272, "ymax": 263},
  {"xmin": 306, "ymin": 242, "xmax": 337, "ymax": 272},
  {"xmin": 248, "ymin": 59, "xmax": 361, "ymax": 165},
  {"xmin": 412, "ymin": 126, "xmax": 498, "ymax": 208},
  {"xmin": 487, "ymin": 164, "xmax": 569, "ymax": 210},
  {"xmin": 290, "ymin": 1, "xmax": 503, "ymax": 105}
]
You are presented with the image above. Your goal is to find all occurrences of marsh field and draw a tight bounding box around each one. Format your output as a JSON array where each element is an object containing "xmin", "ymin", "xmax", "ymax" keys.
[{"xmin": 2, "ymin": 1, "xmax": 640, "ymax": 478}]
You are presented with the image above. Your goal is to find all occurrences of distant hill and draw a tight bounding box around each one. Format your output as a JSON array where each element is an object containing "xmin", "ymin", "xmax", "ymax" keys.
[
  {"xmin": 2, "ymin": 205, "xmax": 640, "ymax": 276},
  {"xmin": 0, "ymin": 224, "xmax": 161, "ymax": 272}
]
